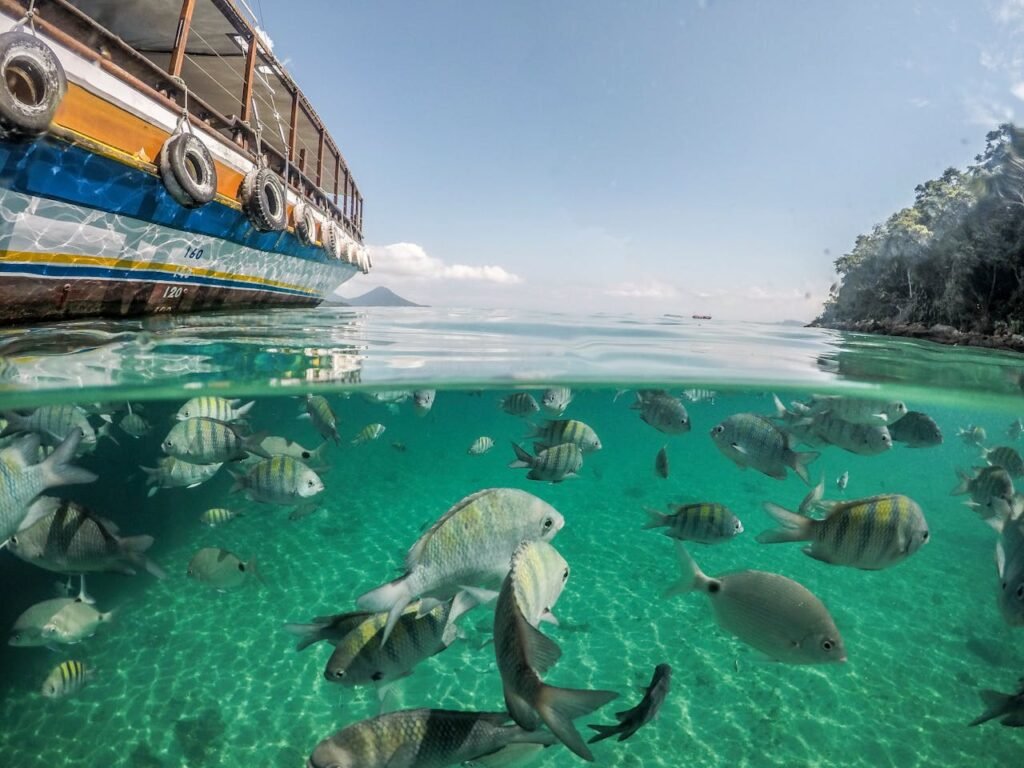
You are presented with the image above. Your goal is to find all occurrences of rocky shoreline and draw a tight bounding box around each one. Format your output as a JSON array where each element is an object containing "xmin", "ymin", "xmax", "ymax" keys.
[{"xmin": 808, "ymin": 319, "xmax": 1024, "ymax": 353}]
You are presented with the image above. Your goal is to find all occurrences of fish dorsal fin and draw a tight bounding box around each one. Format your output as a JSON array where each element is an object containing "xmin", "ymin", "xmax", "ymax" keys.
[
  {"xmin": 17, "ymin": 496, "xmax": 62, "ymax": 531},
  {"xmin": 997, "ymin": 541, "xmax": 1006, "ymax": 579},
  {"xmin": 405, "ymin": 489, "xmax": 495, "ymax": 568},
  {"xmin": 519, "ymin": 607, "xmax": 562, "ymax": 674}
]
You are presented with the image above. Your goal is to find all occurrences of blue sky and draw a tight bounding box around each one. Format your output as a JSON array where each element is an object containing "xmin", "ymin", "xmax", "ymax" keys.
[{"xmin": 255, "ymin": 1, "xmax": 1024, "ymax": 319}]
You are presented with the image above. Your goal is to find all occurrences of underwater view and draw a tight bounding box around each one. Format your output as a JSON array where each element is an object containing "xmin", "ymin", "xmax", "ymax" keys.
[{"xmin": 0, "ymin": 307, "xmax": 1021, "ymax": 768}]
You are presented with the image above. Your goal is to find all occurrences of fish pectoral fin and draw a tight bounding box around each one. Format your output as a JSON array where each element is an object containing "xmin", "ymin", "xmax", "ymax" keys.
[
  {"xmin": 801, "ymin": 546, "xmax": 832, "ymax": 563},
  {"xmin": 521, "ymin": 620, "xmax": 562, "ymax": 674},
  {"xmin": 730, "ymin": 442, "xmax": 747, "ymax": 455},
  {"xmin": 996, "ymin": 542, "xmax": 1006, "ymax": 578},
  {"xmin": 381, "ymin": 743, "xmax": 418, "ymax": 767}
]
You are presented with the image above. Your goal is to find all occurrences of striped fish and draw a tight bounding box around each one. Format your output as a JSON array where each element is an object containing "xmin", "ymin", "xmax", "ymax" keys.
[
  {"xmin": 655, "ymin": 445, "xmax": 669, "ymax": 479},
  {"xmin": 805, "ymin": 395, "xmax": 907, "ymax": 426},
  {"xmin": 199, "ymin": 507, "xmax": 243, "ymax": 526},
  {"xmin": 352, "ymin": 423, "xmax": 386, "ymax": 445},
  {"xmin": 509, "ymin": 442, "xmax": 582, "ymax": 483},
  {"xmin": 644, "ymin": 503, "xmax": 743, "ymax": 544},
  {"xmin": 710, "ymin": 413, "xmax": 818, "ymax": 483},
  {"xmin": 141, "ymin": 456, "xmax": 221, "ymax": 496},
  {"xmin": 959, "ymin": 425, "xmax": 987, "ymax": 447},
  {"xmin": 528, "ymin": 419, "xmax": 601, "ymax": 453},
  {"xmin": 117, "ymin": 412, "xmax": 150, "ymax": 439},
  {"xmin": 982, "ymin": 446, "xmax": 1024, "ymax": 478},
  {"xmin": 162, "ymin": 418, "xmax": 269, "ymax": 464},
  {"xmin": 952, "ymin": 466, "xmax": 1015, "ymax": 519},
  {"xmin": 175, "ymin": 396, "xmax": 254, "ymax": 423},
  {"xmin": 468, "ymin": 436, "xmax": 494, "ymax": 455},
  {"xmin": 888, "ymin": 411, "xmax": 942, "ymax": 448},
  {"xmin": 41, "ymin": 660, "xmax": 89, "ymax": 698},
  {"xmin": 541, "ymin": 387, "xmax": 573, "ymax": 416},
  {"xmin": 500, "ymin": 393, "xmax": 540, "ymax": 417},
  {"xmin": 631, "ymin": 390, "xmax": 690, "ymax": 434},
  {"xmin": 303, "ymin": 395, "xmax": 340, "ymax": 444},
  {"xmin": 2, "ymin": 405, "xmax": 97, "ymax": 454},
  {"xmin": 321, "ymin": 593, "xmax": 478, "ymax": 687},
  {"xmin": 758, "ymin": 494, "xmax": 930, "ymax": 570},
  {"xmin": 229, "ymin": 456, "xmax": 324, "ymax": 505},
  {"xmin": 808, "ymin": 412, "xmax": 892, "ymax": 455}
]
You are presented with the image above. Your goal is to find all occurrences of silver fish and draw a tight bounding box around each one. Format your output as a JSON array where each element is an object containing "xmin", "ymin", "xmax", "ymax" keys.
[
  {"xmin": 467, "ymin": 436, "xmax": 494, "ymax": 455},
  {"xmin": 808, "ymin": 412, "xmax": 892, "ymax": 456},
  {"xmin": 631, "ymin": 390, "xmax": 690, "ymax": 434},
  {"xmin": 7, "ymin": 497, "xmax": 165, "ymax": 578},
  {"xmin": 799, "ymin": 476, "xmax": 826, "ymax": 515},
  {"xmin": 352, "ymin": 423, "xmax": 386, "ymax": 445},
  {"xmin": 357, "ymin": 488, "xmax": 564, "ymax": 644},
  {"xmin": 38, "ymin": 600, "xmax": 112, "ymax": 645},
  {"xmin": 959, "ymin": 425, "xmax": 987, "ymax": 447},
  {"xmin": 1008, "ymin": 419, "xmax": 1024, "ymax": 442},
  {"xmin": 805, "ymin": 395, "xmax": 907, "ymax": 426},
  {"xmin": 187, "ymin": 547, "xmax": 259, "ymax": 591},
  {"xmin": 588, "ymin": 663, "xmax": 672, "ymax": 743},
  {"xmin": 175, "ymin": 396, "xmax": 254, "ymax": 423},
  {"xmin": 666, "ymin": 542, "xmax": 846, "ymax": 664},
  {"xmin": 528, "ymin": 419, "xmax": 601, "ymax": 453},
  {"xmin": 240, "ymin": 436, "xmax": 328, "ymax": 467},
  {"xmin": 996, "ymin": 515, "xmax": 1024, "ymax": 627},
  {"xmin": 229, "ymin": 456, "xmax": 324, "ymax": 505},
  {"xmin": 758, "ymin": 494, "xmax": 930, "ymax": 570},
  {"xmin": 541, "ymin": 387, "xmax": 573, "ymax": 416},
  {"xmin": 412, "ymin": 389, "xmax": 436, "ymax": 416},
  {"xmin": 303, "ymin": 394, "xmax": 340, "ymax": 444},
  {"xmin": 888, "ymin": 411, "xmax": 942, "ymax": 448},
  {"xmin": 41, "ymin": 660, "xmax": 89, "ymax": 698},
  {"xmin": 307, "ymin": 709, "xmax": 556, "ymax": 768},
  {"xmin": 509, "ymin": 442, "xmax": 582, "ymax": 483},
  {"xmin": 494, "ymin": 540, "xmax": 616, "ymax": 761},
  {"xmin": 0, "ymin": 430, "xmax": 96, "ymax": 542},
  {"xmin": 162, "ymin": 417, "xmax": 268, "ymax": 463},
  {"xmin": 9, "ymin": 597, "xmax": 79, "ymax": 646},
  {"xmin": 643, "ymin": 503, "xmax": 743, "ymax": 544},
  {"xmin": 141, "ymin": 456, "xmax": 221, "ymax": 495},
  {"xmin": 501, "ymin": 392, "xmax": 540, "ymax": 417},
  {"xmin": 710, "ymin": 413, "xmax": 817, "ymax": 483}
]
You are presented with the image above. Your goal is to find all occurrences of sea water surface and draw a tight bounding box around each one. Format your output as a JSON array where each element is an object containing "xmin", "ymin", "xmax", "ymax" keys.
[{"xmin": 0, "ymin": 307, "xmax": 1021, "ymax": 768}]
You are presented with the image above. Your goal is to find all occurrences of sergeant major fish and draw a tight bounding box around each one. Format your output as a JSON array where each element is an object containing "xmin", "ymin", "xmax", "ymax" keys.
[
  {"xmin": 357, "ymin": 488, "xmax": 564, "ymax": 644},
  {"xmin": 631, "ymin": 390, "xmax": 690, "ymax": 434},
  {"xmin": 541, "ymin": 387, "xmax": 573, "ymax": 416},
  {"xmin": 0, "ymin": 429, "xmax": 96, "ymax": 543},
  {"xmin": 352, "ymin": 423, "xmax": 386, "ymax": 445},
  {"xmin": 888, "ymin": 411, "xmax": 943, "ymax": 448},
  {"xmin": 467, "ymin": 436, "xmax": 494, "ymax": 455},
  {"xmin": 758, "ymin": 494, "xmax": 930, "ymax": 570},
  {"xmin": 141, "ymin": 456, "xmax": 221, "ymax": 496},
  {"xmin": 307, "ymin": 709, "xmax": 557, "ymax": 768},
  {"xmin": 162, "ymin": 418, "xmax": 269, "ymax": 464},
  {"xmin": 175, "ymin": 396, "xmax": 254, "ymax": 423},
  {"xmin": 528, "ymin": 419, "xmax": 601, "ymax": 453},
  {"xmin": 710, "ymin": 413, "xmax": 818, "ymax": 483},
  {"xmin": 501, "ymin": 392, "xmax": 540, "ymax": 417},
  {"xmin": 655, "ymin": 445, "xmax": 669, "ymax": 479},
  {"xmin": 959, "ymin": 425, "xmax": 987, "ymax": 447},
  {"xmin": 588, "ymin": 663, "xmax": 672, "ymax": 744},
  {"xmin": 804, "ymin": 395, "xmax": 907, "ymax": 426},
  {"xmin": 229, "ymin": 456, "xmax": 324, "ymax": 506},
  {"xmin": 952, "ymin": 466, "xmax": 1015, "ymax": 520},
  {"xmin": 643, "ymin": 503, "xmax": 743, "ymax": 544},
  {"xmin": 302, "ymin": 394, "xmax": 340, "ymax": 444},
  {"xmin": 494, "ymin": 539, "xmax": 617, "ymax": 761},
  {"xmin": 509, "ymin": 442, "xmax": 582, "ymax": 483},
  {"xmin": 981, "ymin": 446, "xmax": 1024, "ymax": 478},
  {"xmin": 807, "ymin": 412, "xmax": 892, "ymax": 456},
  {"xmin": 41, "ymin": 660, "xmax": 90, "ymax": 698},
  {"xmin": 666, "ymin": 542, "xmax": 846, "ymax": 665},
  {"xmin": 199, "ymin": 507, "xmax": 243, "ymax": 526},
  {"xmin": 2, "ymin": 405, "xmax": 98, "ymax": 455}
]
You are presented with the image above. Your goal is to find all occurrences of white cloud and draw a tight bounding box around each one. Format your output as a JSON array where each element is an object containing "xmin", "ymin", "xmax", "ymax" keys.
[
  {"xmin": 995, "ymin": 0, "xmax": 1024, "ymax": 26},
  {"xmin": 909, "ymin": 97, "xmax": 930, "ymax": 108},
  {"xmin": 605, "ymin": 280, "xmax": 677, "ymax": 299},
  {"xmin": 964, "ymin": 93, "xmax": 1015, "ymax": 126},
  {"xmin": 366, "ymin": 242, "xmax": 522, "ymax": 284},
  {"xmin": 1013, "ymin": 82, "xmax": 1024, "ymax": 101}
]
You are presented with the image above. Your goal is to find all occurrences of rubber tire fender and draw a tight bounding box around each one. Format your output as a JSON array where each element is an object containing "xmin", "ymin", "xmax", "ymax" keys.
[
  {"xmin": 241, "ymin": 167, "xmax": 287, "ymax": 232},
  {"xmin": 323, "ymin": 222, "xmax": 344, "ymax": 260},
  {"xmin": 0, "ymin": 31, "xmax": 67, "ymax": 139},
  {"xmin": 158, "ymin": 132, "xmax": 217, "ymax": 208},
  {"xmin": 292, "ymin": 201, "xmax": 318, "ymax": 246}
]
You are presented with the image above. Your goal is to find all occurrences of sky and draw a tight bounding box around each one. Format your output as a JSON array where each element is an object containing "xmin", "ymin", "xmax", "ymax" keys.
[{"xmin": 251, "ymin": 0, "xmax": 1024, "ymax": 320}]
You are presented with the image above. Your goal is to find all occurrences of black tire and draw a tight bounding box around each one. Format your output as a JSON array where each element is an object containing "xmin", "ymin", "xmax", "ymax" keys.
[
  {"xmin": 323, "ymin": 221, "xmax": 344, "ymax": 259},
  {"xmin": 292, "ymin": 201, "xmax": 318, "ymax": 245},
  {"xmin": 241, "ymin": 168, "xmax": 287, "ymax": 231},
  {"xmin": 158, "ymin": 132, "xmax": 217, "ymax": 208},
  {"xmin": 0, "ymin": 31, "xmax": 67, "ymax": 139}
]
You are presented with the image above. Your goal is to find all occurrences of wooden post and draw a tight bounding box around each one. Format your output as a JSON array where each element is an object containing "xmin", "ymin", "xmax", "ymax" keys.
[
  {"xmin": 316, "ymin": 129, "xmax": 324, "ymax": 186},
  {"xmin": 240, "ymin": 34, "xmax": 258, "ymax": 123},
  {"xmin": 168, "ymin": 0, "xmax": 196, "ymax": 77},
  {"xmin": 333, "ymin": 154, "xmax": 340, "ymax": 205},
  {"xmin": 287, "ymin": 89, "xmax": 298, "ymax": 161}
]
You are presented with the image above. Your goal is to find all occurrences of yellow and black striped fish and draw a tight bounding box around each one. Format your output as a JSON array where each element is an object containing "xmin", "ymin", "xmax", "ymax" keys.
[
  {"xmin": 175, "ymin": 396, "xmax": 253, "ymax": 423},
  {"xmin": 528, "ymin": 419, "xmax": 602, "ymax": 453},
  {"xmin": 199, "ymin": 507, "xmax": 242, "ymax": 526},
  {"xmin": 644, "ymin": 503, "xmax": 742, "ymax": 544},
  {"xmin": 500, "ymin": 392, "xmax": 540, "ymax": 417},
  {"xmin": 509, "ymin": 442, "xmax": 582, "ymax": 483},
  {"xmin": 758, "ymin": 494, "xmax": 929, "ymax": 570},
  {"xmin": 41, "ymin": 660, "xmax": 89, "ymax": 698}
]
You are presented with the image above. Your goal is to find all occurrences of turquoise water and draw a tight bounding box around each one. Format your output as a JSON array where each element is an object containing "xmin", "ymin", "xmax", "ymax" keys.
[{"xmin": 0, "ymin": 308, "xmax": 1022, "ymax": 767}]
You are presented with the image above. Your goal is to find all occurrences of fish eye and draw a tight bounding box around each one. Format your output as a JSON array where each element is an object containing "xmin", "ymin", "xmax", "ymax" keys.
[
  {"xmin": 712, "ymin": 425, "xmax": 724, "ymax": 434},
  {"xmin": 922, "ymin": 531, "xmax": 930, "ymax": 541},
  {"xmin": 542, "ymin": 517, "xmax": 553, "ymax": 530},
  {"xmin": 821, "ymin": 639, "xmax": 835, "ymax": 652},
  {"xmin": 302, "ymin": 451, "xmax": 311, "ymax": 459},
  {"xmin": 562, "ymin": 567, "xmax": 569, "ymax": 582}
]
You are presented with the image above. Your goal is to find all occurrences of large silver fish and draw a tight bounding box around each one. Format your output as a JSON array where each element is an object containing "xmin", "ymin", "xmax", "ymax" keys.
[
  {"xmin": 7, "ymin": 497, "xmax": 165, "ymax": 578},
  {"xmin": 187, "ymin": 547, "xmax": 259, "ymax": 591},
  {"xmin": 805, "ymin": 395, "xmax": 907, "ymax": 426},
  {"xmin": 307, "ymin": 709, "xmax": 556, "ymax": 768},
  {"xmin": 357, "ymin": 488, "xmax": 564, "ymax": 644},
  {"xmin": 996, "ymin": 515, "xmax": 1024, "ymax": 627},
  {"xmin": 666, "ymin": 542, "xmax": 845, "ymax": 665},
  {"xmin": 758, "ymin": 494, "xmax": 929, "ymax": 570},
  {"xmin": 0, "ymin": 429, "xmax": 96, "ymax": 542},
  {"xmin": 494, "ymin": 540, "xmax": 617, "ymax": 761}
]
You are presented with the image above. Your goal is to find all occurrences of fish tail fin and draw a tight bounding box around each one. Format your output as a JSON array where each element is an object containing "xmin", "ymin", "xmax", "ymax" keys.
[
  {"xmin": 356, "ymin": 577, "xmax": 412, "ymax": 645},
  {"xmin": 234, "ymin": 400, "xmax": 256, "ymax": 419},
  {"xmin": 226, "ymin": 465, "xmax": 247, "ymax": 494},
  {"xmin": 101, "ymin": 610, "xmax": 115, "ymax": 623},
  {"xmin": 642, "ymin": 508, "xmax": 669, "ymax": 530},
  {"xmin": 121, "ymin": 535, "xmax": 166, "ymax": 579},
  {"xmin": 586, "ymin": 723, "xmax": 622, "ymax": 744},
  {"xmin": 470, "ymin": 743, "xmax": 550, "ymax": 767},
  {"xmin": 787, "ymin": 449, "xmax": 819, "ymax": 484},
  {"xmin": 951, "ymin": 469, "xmax": 971, "ymax": 496},
  {"xmin": 282, "ymin": 621, "xmax": 325, "ymax": 652},
  {"xmin": 39, "ymin": 429, "xmax": 97, "ymax": 488},
  {"xmin": 535, "ymin": 684, "xmax": 618, "ymax": 761},
  {"xmin": 969, "ymin": 690, "xmax": 1014, "ymax": 726},
  {"xmin": 531, "ymin": 442, "xmax": 550, "ymax": 454},
  {"xmin": 508, "ymin": 442, "xmax": 533, "ymax": 468},
  {"xmin": 665, "ymin": 541, "xmax": 711, "ymax": 597},
  {"xmin": 757, "ymin": 502, "xmax": 813, "ymax": 544},
  {"xmin": 242, "ymin": 431, "xmax": 271, "ymax": 459},
  {"xmin": 96, "ymin": 422, "xmax": 119, "ymax": 446},
  {"xmin": 771, "ymin": 393, "xmax": 789, "ymax": 419}
]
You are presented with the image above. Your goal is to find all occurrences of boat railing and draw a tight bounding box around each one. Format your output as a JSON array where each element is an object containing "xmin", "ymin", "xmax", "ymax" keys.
[{"xmin": 0, "ymin": 0, "xmax": 363, "ymax": 242}]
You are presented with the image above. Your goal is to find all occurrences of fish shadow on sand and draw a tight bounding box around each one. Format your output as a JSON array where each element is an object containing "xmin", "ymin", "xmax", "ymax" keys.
[
  {"xmin": 129, "ymin": 742, "xmax": 164, "ymax": 768},
  {"xmin": 965, "ymin": 635, "xmax": 1006, "ymax": 667},
  {"xmin": 174, "ymin": 707, "xmax": 226, "ymax": 765}
]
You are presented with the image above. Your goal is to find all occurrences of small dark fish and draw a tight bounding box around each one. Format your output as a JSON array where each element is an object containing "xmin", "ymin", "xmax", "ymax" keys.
[
  {"xmin": 588, "ymin": 664, "xmax": 672, "ymax": 743},
  {"xmin": 969, "ymin": 679, "xmax": 1024, "ymax": 727},
  {"xmin": 390, "ymin": 441, "xmax": 407, "ymax": 453},
  {"xmin": 655, "ymin": 446, "xmax": 669, "ymax": 479},
  {"xmin": 888, "ymin": 411, "xmax": 943, "ymax": 448}
]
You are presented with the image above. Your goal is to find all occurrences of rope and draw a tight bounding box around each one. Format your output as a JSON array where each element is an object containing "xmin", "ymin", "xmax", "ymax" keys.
[{"xmin": 168, "ymin": 75, "xmax": 192, "ymax": 136}]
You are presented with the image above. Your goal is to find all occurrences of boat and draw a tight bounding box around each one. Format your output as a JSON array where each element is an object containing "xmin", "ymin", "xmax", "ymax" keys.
[
  {"xmin": 0, "ymin": 0, "xmax": 367, "ymax": 323},
  {"xmin": 692, "ymin": 314, "xmax": 711, "ymax": 320}
]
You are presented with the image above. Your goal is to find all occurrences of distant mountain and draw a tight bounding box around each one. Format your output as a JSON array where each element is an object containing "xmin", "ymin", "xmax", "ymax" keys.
[{"xmin": 334, "ymin": 286, "xmax": 425, "ymax": 307}]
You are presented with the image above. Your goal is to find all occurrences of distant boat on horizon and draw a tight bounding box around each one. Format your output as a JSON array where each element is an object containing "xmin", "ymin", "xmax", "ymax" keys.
[{"xmin": 692, "ymin": 314, "xmax": 712, "ymax": 320}]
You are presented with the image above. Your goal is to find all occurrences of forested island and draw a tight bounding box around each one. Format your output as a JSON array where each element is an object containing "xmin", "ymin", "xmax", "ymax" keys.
[{"xmin": 813, "ymin": 124, "xmax": 1024, "ymax": 351}]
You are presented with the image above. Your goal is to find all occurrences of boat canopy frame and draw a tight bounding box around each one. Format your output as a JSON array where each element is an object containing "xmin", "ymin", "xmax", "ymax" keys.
[{"xmin": 0, "ymin": 0, "xmax": 363, "ymax": 240}]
